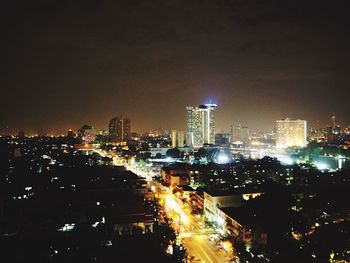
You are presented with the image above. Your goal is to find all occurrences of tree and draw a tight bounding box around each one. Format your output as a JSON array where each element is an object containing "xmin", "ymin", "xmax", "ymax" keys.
[
  {"xmin": 197, "ymin": 148, "xmax": 208, "ymax": 158},
  {"xmin": 140, "ymin": 142, "xmax": 149, "ymax": 151},
  {"xmin": 166, "ymin": 148, "xmax": 180, "ymax": 158}
]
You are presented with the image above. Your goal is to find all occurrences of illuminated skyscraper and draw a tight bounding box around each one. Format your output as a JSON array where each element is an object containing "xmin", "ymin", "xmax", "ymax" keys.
[
  {"xmin": 199, "ymin": 104, "xmax": 217, "ymax": 145},
  {"xmin": 171, "ymin": 130, "xmax": 177, "ymax": 148},
  {"xmin": 186, "ymin": 106, "xmax": 201, "ymax": 147},
  {"xmin": 177, "ymin": 131, "xmax": 185, "ymax": 147},
  {"xmin": 109, "ymin": 116, "xmax": 131, "ymax": 143},
  {"xmin": 186, "ymin": 103, "xmax": 217, "ymax": 147},
  {"xmin": 276, "ymin": 118, "xmax": 307, "ymax": 149},
  {"xmin": 171, "ymin": 130, "xmax": 185, "ymax": 148}
]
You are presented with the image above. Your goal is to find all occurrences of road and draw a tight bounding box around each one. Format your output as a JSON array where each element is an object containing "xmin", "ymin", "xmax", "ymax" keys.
[
  {"xmin": 97, "ymin": 152, "xmax": 235, "ymax": 263},
  {"xmin": 154, "ymin": 182, "xmax": 233, "ymax": 262},
  {"xmin": 183, "ymin": 235, "xmax": 229, "ymax": 263}
]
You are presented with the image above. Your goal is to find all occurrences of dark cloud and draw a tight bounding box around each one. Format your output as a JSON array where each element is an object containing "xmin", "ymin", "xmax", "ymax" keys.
[{"xmin": 1, "ymin": 0, "xmax": 349, "ymax": 134}]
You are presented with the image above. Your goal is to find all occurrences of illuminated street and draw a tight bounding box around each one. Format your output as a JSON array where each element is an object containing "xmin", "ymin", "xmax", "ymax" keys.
[
  {"xmin": 154, "ymin": 182, "xmax": 234, "ymax": 263},
  {"xmin": 184, "ymin": 236, "xmax": 229, "ymax": 263},
  {"xmin": 93, "ymin": 146, "xmax": 237, "ymax": 262}
]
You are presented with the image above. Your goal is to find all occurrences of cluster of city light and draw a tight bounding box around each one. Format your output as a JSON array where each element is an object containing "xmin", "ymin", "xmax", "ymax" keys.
[
  {"xmin": 165, "ymin": 195, "xmax": 189, "ymax": 225},
  {"xmin": 216, "ymin": 153, "xmax": 229, "ymax": 164}
]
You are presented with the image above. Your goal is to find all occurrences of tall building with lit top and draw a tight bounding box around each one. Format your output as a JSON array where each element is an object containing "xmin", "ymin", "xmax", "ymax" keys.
[
  {"xmin": 186, "ymin": 103, "xmax": 217, "ymax": 147},
  {"xmin": 199, "ymin": 104, "xmax": 217, "ymax": 144},
  {"xmin": 109, "ymin": 116, "xmax": 131, "ymax": 143},
  {"xmin": 276, "ymin": 118, "xmax": 307, "ymax": 149}
]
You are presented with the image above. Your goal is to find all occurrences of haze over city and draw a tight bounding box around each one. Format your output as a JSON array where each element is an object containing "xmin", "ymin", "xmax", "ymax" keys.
[{"xmin": 1, "ymin": 0, "xmax": 350, "ymax": 134}]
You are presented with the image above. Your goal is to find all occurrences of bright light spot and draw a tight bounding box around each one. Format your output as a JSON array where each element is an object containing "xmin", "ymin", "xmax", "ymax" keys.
[
  {"xmin": 166, "ymin": 157, "xmax": 174, "ymax": 162},
  {"xmin": 166, "ymin": 244, "xmax": 173, "ymax": 255},
  {"xmin": 58, "ymin": 223, "xmax": 75, "ymax": 232},
  {"xmin": 278, "ymin": 155, "xmax": 294, "ymax": 165},
  {"xmin": 315, "ymin": 162, "xmax": 328, "ymax": 170},
  {"xmin": 215, "ymin": 215, "xmax": 225, "ymax": 226},
  {"xmin": 218, "ymin": 227, "xmax": 225, "ymax": 235},
  {"xmin": 180, "ymin": 211, "xmax": 189, "ymax": 225},
  {"xmin": 218, "ymin": 154, "xmax": 229, "ymax": 163},
  {"xmin": 221, "ymin": 241, "xmax": 233, "ymax": 254},
  {"xmin": 165, "ymin": 195, "xmax": 189, "ymax": 225}
]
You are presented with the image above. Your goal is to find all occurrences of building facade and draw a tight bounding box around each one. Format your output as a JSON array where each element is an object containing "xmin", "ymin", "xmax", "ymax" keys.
[
  {"xmin": 171, "ymin": 130, "xmax": 185, "ymax": 148},
  {"xmin": 231, "ymin": 124, "xmax": 249, "ymax": 145},
  {"xmin": 186, "ymin": 103, "xmax": 217, "ymax": 147},
  {"xmin": 109, "ymin": 116, "xmax": 131, "ymax": 143},
  {"xmin": 186, "ymin": 106, "xmax": 202, "ymax": 147},
  {"xmin": 276, "ymin": 118, "xmax": 307, "ymax": 149}
]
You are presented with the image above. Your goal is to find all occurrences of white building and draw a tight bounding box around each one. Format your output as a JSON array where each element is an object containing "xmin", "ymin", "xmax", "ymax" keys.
[{"xmin": 186, "ymin": 103, "xmax": 217, "ymax": 147}]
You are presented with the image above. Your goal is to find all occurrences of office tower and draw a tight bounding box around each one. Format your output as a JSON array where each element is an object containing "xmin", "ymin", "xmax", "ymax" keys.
[
  {"xmin": 231, "ymin": 124, "xmax": 249, "ymax": 144},
  {"xmin": 199, "ymin": 104, "xmax": 216, "ymax": 145},
  {"xmin": 171, "ymin": 130, "xmax": 177, "ymax": 148},
  {"xmin": 78, "ymin": 125, "xmax": 96, "ymax": 144},
  {"xmin": 177, "ymin": 131, "xmax": 185, "ymax": 147},
  {"xmin": 186, "ymin": 103, "xmax": 217, "ymax": 147},
  {"xmin": 171, "ymin": 130, "xmax": 185, "ymax": 148},
  {"xmin": 186, "ymin": 106, "xmax": 202, "ymax": 147},
  {"xmin": 276, "ymin": 118, "xmax": 307, "ymax": 149},
  {"xmin": 109, "ymin": 116, "xmax": 131, "ymax": 143}
]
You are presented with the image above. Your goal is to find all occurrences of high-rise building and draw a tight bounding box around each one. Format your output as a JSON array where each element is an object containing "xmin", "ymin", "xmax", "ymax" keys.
[
  {"xmin": 327, "ymin": 113, "xmax": 341, "ymax": 143},
  {"xmin": 276, "ymin": 118, "xmax": 307, "ymax": 149},
  {"xmin": 231, "ymin": 124, "xmax": 249, "ymax": 144},
  {"xmin": 186, "ymin": 103, "xmax": 217, "ymax": 147},
  {"xmin": 109, "ymin": 116, "xmax": 131, "ymax": 143},
  {"xmin": 171, "ymin": 130, "xmax": 177, "ymax": 148},
  {"xmin": 177, "ymin": 131, "xmax": 185, "ymax": 148},
  {"xmin": 186, "ymin": 106, "xmax": 202, "ymax": 147},
  {"xmin": 199, "ymin": 104, "xmax": 216, "ymax": 145},
  {"xmin": 171, "ymin": 130, "xmax": 185, "ymax": 148}
]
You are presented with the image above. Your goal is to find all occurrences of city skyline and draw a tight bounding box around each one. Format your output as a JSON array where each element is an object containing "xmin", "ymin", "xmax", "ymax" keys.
[
  {"xmin": 2, "ymin": 1, "xmax": 350, "ymax": 263},
  {"xmin": 2, "ymin": 0, "xmax": 350, "ymax": 134},
  {"xmin": 0, "ymin": 104, "xmax": 345, "ymax": 136}
]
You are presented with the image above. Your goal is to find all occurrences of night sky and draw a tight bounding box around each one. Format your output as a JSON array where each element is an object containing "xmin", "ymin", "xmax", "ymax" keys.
[{"xmin": 1, "ymin": 0, "xmax": 349, "ymax": 134}]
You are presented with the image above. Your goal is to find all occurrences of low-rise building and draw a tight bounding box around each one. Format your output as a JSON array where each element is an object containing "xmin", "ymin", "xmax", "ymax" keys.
[
  {"xmin": 221, "ymin": 207, "xmax": 268, "ymax": 248},
  {"xmin": 204, "ymin": 188, "xmax": 264, "ymax": 225}
]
